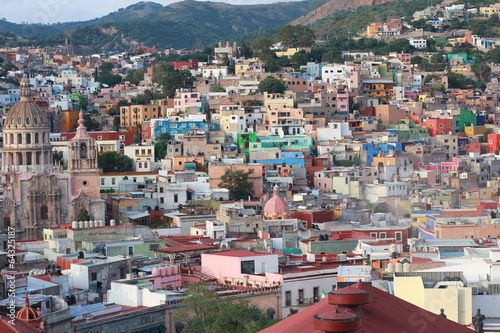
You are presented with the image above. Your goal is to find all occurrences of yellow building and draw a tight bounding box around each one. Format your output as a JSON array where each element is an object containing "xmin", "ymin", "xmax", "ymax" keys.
[
  {"xmin": 464, "ymin": 125, "xmax": 488, "ymax": 137},
  {"xmin": 120, "ymin": 104, "xmax": 163, "ymax": 132},
  {"xmin": 480, "ymin": 4, "xmax": 500, "ymax": 16},
  {"xmin": 394, "ymin": 276, "xmax": 472, "ymax": 325},
  {"xmin": 275, "ymin": 47, "xmax": 311, "ymax": 58}
]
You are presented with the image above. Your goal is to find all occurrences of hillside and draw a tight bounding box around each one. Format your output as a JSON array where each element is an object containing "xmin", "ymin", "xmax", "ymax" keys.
[
  {"xmin": 308, "ymin": 0, "xmax": 444, "ymax": 39},
  {"xmin": 291, "ymin": 0, "xmax": 399, "ymax": 26},
  {"xmin": 39, "ymin": 0, "xmax": 327, "ymax": 50},
  {"xmin": 0, "ymin": 1, "xmax": 164, "ymax": 39}
]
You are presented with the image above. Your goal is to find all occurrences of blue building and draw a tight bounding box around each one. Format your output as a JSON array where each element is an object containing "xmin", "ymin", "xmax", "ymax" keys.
[{"xmin": 151, "ymin": 119, "xmax": 218, "ymax": 139}]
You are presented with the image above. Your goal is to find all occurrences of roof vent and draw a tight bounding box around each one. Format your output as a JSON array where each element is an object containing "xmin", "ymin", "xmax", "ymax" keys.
[
  {"xmin": 328, "ymin": 286, "xmax": 370, "ymax": 308},
  {"xmin": 313, "ymin": 310, "xmax": 361, "ymax": 332}
]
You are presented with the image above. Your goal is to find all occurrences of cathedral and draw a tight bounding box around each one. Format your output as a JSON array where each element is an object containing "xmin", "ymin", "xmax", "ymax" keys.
[{"xmin": 0, "ymin": 77, "xmax": 104, "ymax": 240}]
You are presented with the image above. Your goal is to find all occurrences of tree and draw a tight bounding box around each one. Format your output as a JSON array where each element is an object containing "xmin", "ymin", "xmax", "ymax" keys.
[
  {"xmin": 485, "ymin": 47, "xmax": 500, "ymax": 63},
  {"xmin": 154, "ymin": 133, "xmax": 170, "ymax": 161},
  {"xmin": 77, "ymin": 208, "xmax": 91, "ymax": 221},
  {"xmin": 218, "ymin": 166, "xmax": 254, "ymax": 200},
  {"xmin": 258, "ymin": 76, "xmax": 286, "ymax": 94},
  {"xmin": 290, "ymin": 50, "xmax": 310, "ymax": 70},
  {"xmin": 152, "ymin": 61, "xmax": 194, "ymax": 98},
  {"xmin": 96, "ymin": 72, "xmax": 122, "ymax": 87},
  {"xmin": 100, "ymin": 61, "xmax": 114, "ymax": 72},
  {"xmin": 125, "ymin": 69, "xmax": 146, "ymax": 85},
  {"xmin": 446, "ymin": 72, "xmax": 476, "ymax": 89},
  {"xmin": 173, "ymin": 283, "xmax": 277, "ymax": 333},
  {"xmin": 98, "ymin": 151, "xmax": 134, "ymax": 172},
  {"xmin": 277, "ymin": 25, "xmax": 315, "ymax": 48},
  {"xmin": 53, "ymin": 151, "xmax": 65, "ymax": 168},
  {"xmin": 250, "ymin": 37, "xmax": 274, "ymax": 55}
]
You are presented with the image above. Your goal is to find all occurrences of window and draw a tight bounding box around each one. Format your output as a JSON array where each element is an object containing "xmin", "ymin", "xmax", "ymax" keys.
[
  {"xmin": 174, "ymin": 194, "xmax": 178, "ymax": 203},
  {"xmin": 241, "ymin": 260, "xmax": 255, "ymax": 274},
  {"xmin": 128, "ymin": 246, "xmax": 134, "ymax": 255},
  {"xmin": 380, "ymin": 232, "xmax": 387, "ymax": 239},
  {"xmin": 370, "ymin": 232, "xmax": 377, "ymax": 238},
  {"xmin": 298, "ymin": 289, "xmax": 304, "ymax": 305},
  {"xmin": 111, "ymin": 178, "xmax": 116, "ymax": 185},
  {"xmin": 91, "ymin": 272, "xmax": 97, "ymax": 281},
  {"xmin": 101, "ymin": 179, "xmax": 105, "ymax": 186},
  {"xmin": 160, "ymin": 198, "xmax": 164, "ymax": 204},
  {"xmin": 285, "ymin": 291, "xmax": 291, "ymax": 306},
  {"xmin": 313, "ymin": 287, "xmax": 319, "ymax": 302},
  {"xmin": 150, "ymin": 244, "xmax": 160, "ymax": 251},
  {"xmin": 395, "ymin": 232, "xmax": 402, "ymax": 241}
]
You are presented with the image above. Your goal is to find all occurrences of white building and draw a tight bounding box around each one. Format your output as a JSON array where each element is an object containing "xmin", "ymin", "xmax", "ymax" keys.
[
  {"xmin": 321, "ymin": 64, "xmax": 352, "ymax": 85},
  {"xmin": 409, "ymin": 38, "xmax": 427, "ymax": 49},
  {"xmin": 124, "ymin": 144, "xmax": 155, "ymax": 172},
  {"xmin": 364, "ymin": 181, "xmax": 409, "ymax": 203},
  {"xmin": 317, "ymin": 122, "xmax": 352, "ymax": 141}
]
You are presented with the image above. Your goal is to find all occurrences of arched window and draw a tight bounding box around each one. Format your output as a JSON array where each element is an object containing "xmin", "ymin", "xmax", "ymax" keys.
[
  {"xmin": 3, "ymin": 217, "xmax": 11, "ymax": 229},
  {"xmin": 17, "ymin": 133, "xmax": 22, "ymax": 144},
  {"xmin": 26, "ymin": 133, "xmax": 31, "ymax": 144},
  {"xmin": 40, "ymin": 205, "xmax": 48, "ymax": 220},
  {"xmin": 17, "ymin": 152, "xmax": 23, "ymax": 165},
  {"xmin": 80, "ymin": 143, "xmax": 87, "ymax": 158},
  {"xmin": 35, "ymin": 133, "xmax": 39, "ymax": 143}
]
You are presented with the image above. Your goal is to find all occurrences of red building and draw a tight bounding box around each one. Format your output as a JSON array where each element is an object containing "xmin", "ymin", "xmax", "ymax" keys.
[
  {"xmin": 170, "ymin": 59, "xmax": 199, "ymax": 70},
  {"xmin": 260, "ymin": 281, "xmax": 473, "ymax": 333},
  {"xmin": 422, "ymin": 118, "xmax": 453, "ymax": 136},
  {"xmin": 58, "ymin": 131, "xmax": 134, "ymax": 151},
  {"xmin": 466, "ymin": 142, "xmax": 481, "ymax": 154},
  {"xmin": 291, "ymin": 208, "xmax": 334, "ymax": 229},
  {"xmin": 487, "ymin": 133, "xmax": 500, "ymax": 153},
  {"xmin": 305, "ymin": 157, "xmax": 332, "ymax": 186},
  {"xmin": 354, "ymin": 227, "xmax": 409, "ymax": 244}
]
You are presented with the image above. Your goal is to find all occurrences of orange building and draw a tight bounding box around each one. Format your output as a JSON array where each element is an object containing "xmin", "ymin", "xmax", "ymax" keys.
[
  {"xmin": 120, "ymin": 104, "xmax": 163, "ymax": 132},
  {"xmin": 61, "ymin": 109, "xmax": 80, "ymax": 132}
]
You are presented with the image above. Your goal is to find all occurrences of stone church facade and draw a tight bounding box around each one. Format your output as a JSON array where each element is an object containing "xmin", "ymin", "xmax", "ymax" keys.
[{"xmin": 0, "ymin": 77, "xmax": 104, "ymax": 240}]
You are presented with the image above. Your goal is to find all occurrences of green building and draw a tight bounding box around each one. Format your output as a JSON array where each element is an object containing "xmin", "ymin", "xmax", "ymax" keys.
[
  {"xmin": 393, "ymin": 119, "xmax": 429, "ymax": 141},
  {"xmin": 453, "ymin": 109, "xmax": 476, "ymax": 133}
]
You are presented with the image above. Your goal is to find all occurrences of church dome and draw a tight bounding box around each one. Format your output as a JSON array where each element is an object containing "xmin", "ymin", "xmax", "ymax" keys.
[
  {"xmin": 263, "ymin": 185, "xmax": 290, "ymax": 220},
  {"xmin": 4, "ymin": 77, "xmax": 49, "ymax": 130},
  {"xmin": 16, "ymin": 294, "xmax": 39, "ymax": 321}
]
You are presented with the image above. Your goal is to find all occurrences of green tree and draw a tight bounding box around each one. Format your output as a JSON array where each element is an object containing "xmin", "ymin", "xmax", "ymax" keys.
[
  {"xmin": 290, "ymin": 50, "xmax": 310, "ymax": 70},
  {"xmin": 277, "ymin": 25, "xmax": 315, "ymax": 48},
  {"xmin": 96, "ymin": 72, "xmax": 122, "ymax": 87},
  {"xmin": 152, "ymin": 61, "xmax": 194, "ymax": 98},
  {"xmin": 53, "ymin": 151, "xmax": 65, "ymax": 168},
  {"xmin": 485, "ymin": 47, "xmax": 500, "ymax": 63},
  {"xmin": 258, "ymin": 76, "xmax": 286, "ymax": 94},
  {"xmin": 250, "ymin": 37, "xmax": 274, "ymax": 55},
  {"xmin": 472, "ymin": 62, "xmax": 492, "ymax": 82},
  {"xmin": 218, "ymin": 166, "xmax": 254, "ymax": 200},
  {"xmin": 77, "ymin": 208, "xmax": 91, "ymax": 221},
  {"xmin": 125, "ymin": 69, "xmax": 146, "ymax": 85},
  {"xmin": 98, "ymin": 151, "xmax": 134, "ymax": 172},
  {"xmin": 446, "ymin": 72, "xmax": 476, "ymax": 89},
  {"xmin": 100, "ymin": 61, "xmax": 114, "ymax": 72},
  {"xmin": 173, "ymin": 283, "xmax": 277, "ymax": 333},
  {"xmin": 154, "ymin": 132, "xmax": 171, "ymax": 161}
]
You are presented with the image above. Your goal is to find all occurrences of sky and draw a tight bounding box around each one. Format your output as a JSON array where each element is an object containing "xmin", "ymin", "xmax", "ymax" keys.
[{"xmin": 3, "ymin": 0, "xmax": 303, "ymax": 24}]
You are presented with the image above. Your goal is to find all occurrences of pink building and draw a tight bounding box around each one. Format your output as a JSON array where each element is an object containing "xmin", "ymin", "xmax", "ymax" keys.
[
  {"xmin": 208, "ymin": 164, "xmax": 264, "ymax": 198},
  {"xmin": 201, "ymin": 250, "xmax": 279, "ymax": 285},
  {"xmin": 173, "ymin": 89, "xmax": 203, "ymax": 115}
]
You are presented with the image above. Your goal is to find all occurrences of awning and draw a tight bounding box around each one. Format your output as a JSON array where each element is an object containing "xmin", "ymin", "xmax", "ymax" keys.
[
  {"xmin": 154, "ymin": 244, "xmax": 218, "ymax": 254},
  {"xmin": 129, "ymin": 213, "xmax": 150, "ymax": 220}
]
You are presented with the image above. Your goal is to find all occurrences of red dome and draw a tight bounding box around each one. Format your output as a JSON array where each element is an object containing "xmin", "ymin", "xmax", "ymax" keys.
[
  {"xmin": 263, "ymin": 185, "xmax": 290, "ymax": 220},
  {"xmin": 16, "ymin": 294, "xmax": 38, "ymax": 321}
]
